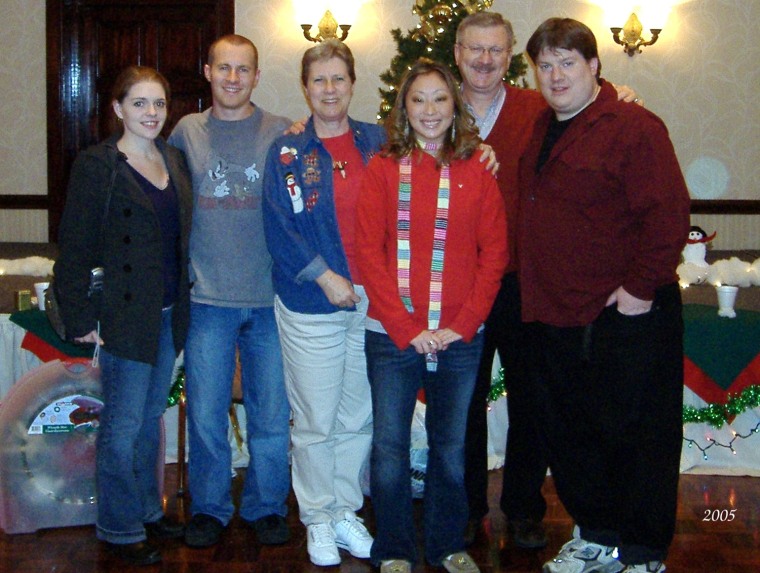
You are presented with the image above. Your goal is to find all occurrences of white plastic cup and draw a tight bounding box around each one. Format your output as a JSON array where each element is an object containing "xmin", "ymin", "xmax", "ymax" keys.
[
  {"xmin": 34, "ymin": 282, "xmax": 49, "ymax": 312},
  {"xmin": 716, "ymin": 285, "xmax": 738, "ymax": 318}
]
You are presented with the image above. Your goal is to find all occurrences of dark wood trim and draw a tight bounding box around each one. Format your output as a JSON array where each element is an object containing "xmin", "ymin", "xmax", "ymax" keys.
[
  {"xmin": 5, "ymin": 198, "xmax": 759, "ymax": 218},
  {"xmin": 0, "ymin": 196, "xmax": 50, "ymax": 209},
  {"xmin": 690, "ymin": 200, "xmax": 760, "ymax": 215},
  {"xmin": 6, "ymin": 198, "xmax": 758, "ymax": 216},
  {"xmin": 45, "ymin": 0, "xmax": 235, "ymax": 242},
  {"xmin": 45, "ymin": 0, "xmax": 64, "ymax": 240}
]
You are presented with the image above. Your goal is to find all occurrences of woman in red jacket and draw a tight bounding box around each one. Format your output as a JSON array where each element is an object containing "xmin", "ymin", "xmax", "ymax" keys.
[{"xmin": 355, "ymin": 59, "xmax": 507, "ymax": 573}]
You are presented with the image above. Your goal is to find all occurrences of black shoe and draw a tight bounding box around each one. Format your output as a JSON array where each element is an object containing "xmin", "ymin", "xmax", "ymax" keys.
[
  {"xmin": 185, "ymin": 513, "xmax": 225, "ymax": 548},
  {"xmin": 246, "ymin": 514, "xmax": 290, "ymax": 545},
  {"xmin": 144, "ymin": 516, "xmax": 185, "ymax": 540},
  {"xmin": 105, "ymin": 540, "xmax": 161, "ymax": 566},
  {"xmin": 508, "ymin": 518, "xmax": 547, "ymax": 549}
]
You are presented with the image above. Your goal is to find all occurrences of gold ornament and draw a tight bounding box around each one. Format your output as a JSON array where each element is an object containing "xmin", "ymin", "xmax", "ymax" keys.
[
  {"xmin": 430, "ymin": 3, "xmax": 453, "ymax": 25},
  {"xmin": 464, "ymin": 0, "xmax": 478, "ymax": 15},
  {"xmin": 413, "ymin": 19, "xmax": 438, "ymax": 43},
  {"xmin": 464, "ymin": 0, "xmax": 494, "ymax": 14}
]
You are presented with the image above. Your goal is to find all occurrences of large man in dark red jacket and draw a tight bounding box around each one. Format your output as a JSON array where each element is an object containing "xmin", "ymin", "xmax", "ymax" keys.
[{"xmin": 519, "ymin": 18, "xmax": 690, "ymax": 573}]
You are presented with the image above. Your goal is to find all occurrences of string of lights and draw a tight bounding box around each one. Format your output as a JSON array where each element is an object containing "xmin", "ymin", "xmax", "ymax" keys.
[{"xmin": 684, "ymin": 422, "xmax": 760, "ymax": 460}]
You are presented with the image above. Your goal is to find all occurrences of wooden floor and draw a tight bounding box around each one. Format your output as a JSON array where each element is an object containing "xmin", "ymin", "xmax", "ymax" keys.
[{"xmin": 1, "ymin": 466, "xmax": 758, "ymax": 572}]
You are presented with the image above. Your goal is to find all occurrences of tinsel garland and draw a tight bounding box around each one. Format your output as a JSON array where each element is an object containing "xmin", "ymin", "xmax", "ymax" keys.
[
  {"xmin": 487, "ymin": 367, "xmax": 507, "ymax": 403},
  {"xmin": 488, "ymin": 369, "xmax": 760, "ymax": 430},
  {"xmin": 167, "ymin": 366, "xmax": 185, "ymax": 408},
  {"xmin": 682, "ymin": 385, "xmax": 760, "ymax": 428}
]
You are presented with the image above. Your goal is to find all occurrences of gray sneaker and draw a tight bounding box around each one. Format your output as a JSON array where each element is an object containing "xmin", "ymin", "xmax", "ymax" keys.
[
  {"xmin": 543, "ymin": 537, "xmax": 623, "ymax": 573},
  {"xmin": 442, "ymin": 552, "xmax": 480, "ymax": 573}
]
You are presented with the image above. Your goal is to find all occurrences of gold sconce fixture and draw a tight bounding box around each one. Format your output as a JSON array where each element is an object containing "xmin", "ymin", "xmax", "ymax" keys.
[
  {"xmin": 301, "ymin": 10, "xmax": 351, "ymax": 43},
  {"xmin": 610, "ymin": 13, "xmax": 661, "ymax": 57}
]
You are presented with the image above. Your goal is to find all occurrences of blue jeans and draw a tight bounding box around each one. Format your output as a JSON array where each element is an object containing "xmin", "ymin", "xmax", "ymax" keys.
[
  {"xmin": 96, "ymin": 307, "xmax": 176, "ymax": 544},
  {"xmin": 185, "ymin": 302, "xmax": 290, "ymax": 523},
  {"xmin": 366, "ymin": 330, "xmax": 483, "ymax": 566}
]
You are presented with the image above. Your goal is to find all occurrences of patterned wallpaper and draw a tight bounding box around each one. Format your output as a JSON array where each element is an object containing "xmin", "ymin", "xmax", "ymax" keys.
[
  {"xmin": 1, "ymin": 0, "xmax": 758, "ymax": 244},
  {"xmin": 0, "ymin": 0, "xmax": 47, "ymax": 241}
]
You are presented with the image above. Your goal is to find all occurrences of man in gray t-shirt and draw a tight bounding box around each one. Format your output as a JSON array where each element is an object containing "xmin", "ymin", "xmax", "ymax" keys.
[{"xmin": 168, "ymin": 34, "xmax": 291, "ymax": 548}]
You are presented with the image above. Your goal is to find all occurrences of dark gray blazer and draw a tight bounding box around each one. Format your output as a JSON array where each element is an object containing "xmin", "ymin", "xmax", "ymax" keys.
[{"xmin": 54, "ymin": 134, "xmax": 192, "ymax": 364}]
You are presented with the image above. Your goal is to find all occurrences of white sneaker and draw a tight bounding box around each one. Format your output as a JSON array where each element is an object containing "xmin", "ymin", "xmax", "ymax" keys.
[
  {"xmin": 307, "ymin": 523, "xmax": 340, "ymax": 566},
  {"xmin": 543, "ymin": 536, "xmax": 623, "ymax": 573},
  {"xmin": 334, "ymin": 512, "xmax": 373, "ymax": 558}
]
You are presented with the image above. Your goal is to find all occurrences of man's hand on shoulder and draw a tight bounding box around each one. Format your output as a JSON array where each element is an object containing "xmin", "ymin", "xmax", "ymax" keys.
[
  {"xmin": 477, "ymin": 143, "xmax": 500, "ymax": 176},
  {"xmin": 611, "ymin": 83, "xmax": 644, "ymax": 106},
  {"xmin": 284, "ymin": 117, "xmax": 308, "ymax": 136}
]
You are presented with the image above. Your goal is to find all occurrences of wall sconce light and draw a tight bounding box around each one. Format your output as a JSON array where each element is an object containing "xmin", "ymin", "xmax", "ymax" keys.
[
  {"xmin": 610, "ymin": 13, "xmax": 661, "ymax": 57},
  {"xmin": 301, "ymin": 10, "xmax": 351, "ymax": 43}
]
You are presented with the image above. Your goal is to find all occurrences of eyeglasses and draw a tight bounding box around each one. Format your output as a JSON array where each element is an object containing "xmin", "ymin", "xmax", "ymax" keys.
[{"xmin": 458, "ymin": 44, "xmax": 510, "ymax": 57}]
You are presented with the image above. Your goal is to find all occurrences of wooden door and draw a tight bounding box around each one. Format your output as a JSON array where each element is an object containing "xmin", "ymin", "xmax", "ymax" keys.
[{"xmin": 46, "ymin": 0, "xmax": 234, "ymax": 240}]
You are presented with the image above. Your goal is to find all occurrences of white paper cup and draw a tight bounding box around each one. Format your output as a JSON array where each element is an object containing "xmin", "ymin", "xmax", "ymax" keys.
[
  {"xmin": 716, "ymin": 285, "xmax": 738, "ymax": 318},
  {"xmin": 34, "ymin": 282, "xmax": 49, "ymax": 311}
]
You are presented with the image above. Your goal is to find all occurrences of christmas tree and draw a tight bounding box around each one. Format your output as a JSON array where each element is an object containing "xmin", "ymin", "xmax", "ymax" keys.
[{"xmin": 377, "ymin": 0, "xmax": 529, "ymax": 120}]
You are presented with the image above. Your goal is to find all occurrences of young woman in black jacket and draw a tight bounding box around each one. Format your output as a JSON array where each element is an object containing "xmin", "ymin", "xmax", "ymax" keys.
[{"xmin": 54, "ymin": 66, "xmax": 192, "ymax": 566}]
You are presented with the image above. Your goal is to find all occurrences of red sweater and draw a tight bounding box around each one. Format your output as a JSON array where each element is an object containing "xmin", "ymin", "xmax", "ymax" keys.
[
  {"xmin": 484, "ymin": 84, "xmax": 547, "ymax": 274},
  {"xmin": 518, "ymin": 81, "xmax": 691, "ymax": 327},
  {"xmin": 356, "ymin": 150, "xmax": 508, "ymax": 350}
]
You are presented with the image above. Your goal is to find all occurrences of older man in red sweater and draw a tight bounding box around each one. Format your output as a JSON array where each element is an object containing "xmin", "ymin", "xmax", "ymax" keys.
[
  {"xmin": 455, "ymin": 11, "xmax": 547, "ymax": 550},
  {"xmin": 457, "ymin": 11, "xmax": 642, "ymax": 549}
]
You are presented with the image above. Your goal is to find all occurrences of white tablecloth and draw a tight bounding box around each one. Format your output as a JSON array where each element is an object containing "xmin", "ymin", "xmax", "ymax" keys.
[{"xmin": 0, "ymin": 314, "xmax": 43, "ymax": 399}]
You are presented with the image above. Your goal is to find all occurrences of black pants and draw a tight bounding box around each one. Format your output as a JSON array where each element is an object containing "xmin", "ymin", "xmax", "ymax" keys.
[
  {"xmin": 464, "ymin": 272, "xmax": 548, "ymax": 522},
  {"xmin": 525, "ymin": 283, "xmax": 684, "ymax": 564}
]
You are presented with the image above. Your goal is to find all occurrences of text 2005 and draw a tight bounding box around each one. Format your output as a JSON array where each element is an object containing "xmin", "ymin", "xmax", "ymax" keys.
[{"xmin": 703, "ymin": 509, "xmax": 736, "ymax": 521}]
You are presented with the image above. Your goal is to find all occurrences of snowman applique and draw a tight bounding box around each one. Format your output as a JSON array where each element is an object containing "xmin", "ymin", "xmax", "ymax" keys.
[
  {"xmin": 681, "ymin": 225, "xmax": 716, "ymax": 267},
  {"xmin": 285, "ymin": 172, "xmax": 304, "ymax": 214}
]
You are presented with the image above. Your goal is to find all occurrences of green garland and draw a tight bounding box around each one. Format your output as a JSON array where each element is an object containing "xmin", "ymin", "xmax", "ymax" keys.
[
  {"xmin": 167, "ymin": 366, "xmax": 185, "ymax": 408},
  {"xmin": 488, "ymin": 369, "xmax": 760, "ymax": 429},
  {"xmin": 682, "ymin": 385, "xmax": 760, "ymax": 428},
  {"xmin": 487, "ymin": 367, "xmax": 507, "ymax": 403}
]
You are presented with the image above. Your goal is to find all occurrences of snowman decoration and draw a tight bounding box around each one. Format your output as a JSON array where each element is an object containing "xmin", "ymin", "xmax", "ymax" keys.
[
  {"xmin": 681, "ymin": 226, "xmax": 716, "ymax": 267},
  {"xmin": 285, "ymin": 172, "xmax": 304, "ymax": 214}
]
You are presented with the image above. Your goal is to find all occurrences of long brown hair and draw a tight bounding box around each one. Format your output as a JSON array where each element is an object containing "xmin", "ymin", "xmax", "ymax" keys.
[{"xmin": 383, "ymin": 58, "xmax": 480, "ymax": 166}]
